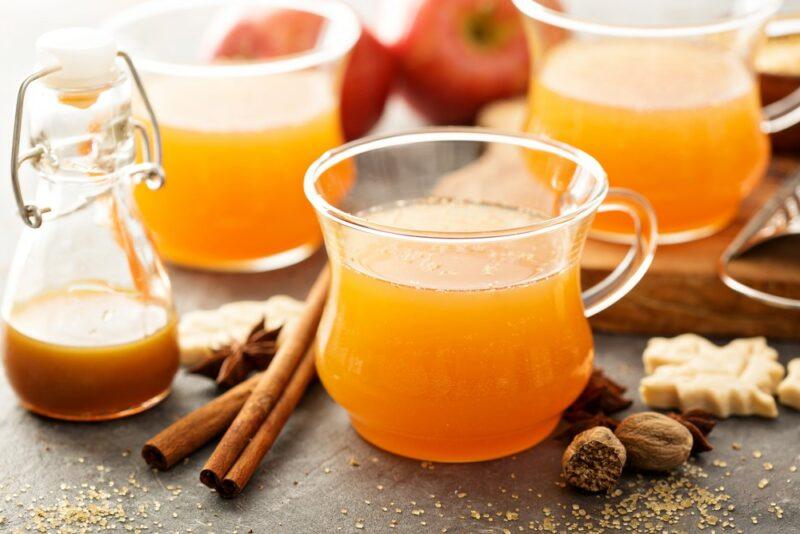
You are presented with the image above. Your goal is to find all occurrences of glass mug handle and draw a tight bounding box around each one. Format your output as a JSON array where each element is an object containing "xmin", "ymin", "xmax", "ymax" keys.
[
  {"xmin": 761, "ymin": 19, "xmax": 800, "ymax": 134},
  {"xmin": 582, "ymin": 188, "xmax": 658, "ymax": 318}
]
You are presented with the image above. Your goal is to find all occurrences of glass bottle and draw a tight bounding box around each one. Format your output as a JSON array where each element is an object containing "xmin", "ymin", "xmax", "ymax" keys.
[{"xmin": 2, "ymin": 28, "xmax": 180, "ymax": 421}]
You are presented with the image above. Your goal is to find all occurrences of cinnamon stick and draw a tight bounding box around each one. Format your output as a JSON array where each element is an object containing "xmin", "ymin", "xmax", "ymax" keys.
[
  {"xmin": 219, "ymin": 347, "xmax": 317, "ymax": 497},
  {"xmin": 141, "ymin": 372, "xmax": 262, "ymax": 470},
  {"xmin": 200, "ymin": 266, "xmax": 330, "ymax": 489}
]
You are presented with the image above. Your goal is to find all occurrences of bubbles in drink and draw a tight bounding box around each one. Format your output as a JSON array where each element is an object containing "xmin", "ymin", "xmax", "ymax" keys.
[
  {"xmin": 346, "ymin": 197, "xmax": 569, "ymax": 290},
  {"xmin": 528, "ymin": 38, "xmax": 768, "ymax": 237},
  {"xmin": 538, "ymin": 40, "xmax": 755, "ymax": 111},
  {"xmin": 144, "ymin": 71, "xmax": 336, "ymax": 132}
]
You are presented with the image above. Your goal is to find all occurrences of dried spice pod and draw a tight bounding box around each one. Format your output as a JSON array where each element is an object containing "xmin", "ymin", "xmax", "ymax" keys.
[
  {"xmin": 668, "ymin": 409, "xmax": 716, "ymax": 454},
  {"xmin": 615, "ymin": 412, "xmax": 692, "ymax": 472},
  {"xmin": 564, "ymin": 369, "xmax": 633, "ymax": 420},
  {"xmin": 562, "ymin": 427, "xmax": 626, "ymax": 493},
  {"xmin": 560, "ymin": 412, "xmax": 621, "ymax": 441},
  {"xmin": 189, "ymin": 318, "xmax": 282, "ymax": 388}
]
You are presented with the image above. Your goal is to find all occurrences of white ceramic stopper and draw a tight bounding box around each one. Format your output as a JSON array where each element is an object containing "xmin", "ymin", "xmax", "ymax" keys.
[{"xmin": 36, "ymin": 27, "xmax": 118, "ymax": 86}]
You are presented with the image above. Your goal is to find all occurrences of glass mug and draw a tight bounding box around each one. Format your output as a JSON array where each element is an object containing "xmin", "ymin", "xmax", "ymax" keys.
[
  {"xmin": 514, "ymin": 0, "xmax": 800, "ymax": 243},
  {"xmin": 106, "ymin": 0, "xmax": 360, "ymax": 271},
  {"xmin": 305, "ymin": 129, "xmax": 657, "ymax": 462}
]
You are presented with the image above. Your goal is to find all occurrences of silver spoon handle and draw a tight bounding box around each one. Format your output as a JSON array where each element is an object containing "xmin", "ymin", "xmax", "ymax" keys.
[{"xmin": 718, "ymin": 171, "xmax": 800, "ymax": 309}]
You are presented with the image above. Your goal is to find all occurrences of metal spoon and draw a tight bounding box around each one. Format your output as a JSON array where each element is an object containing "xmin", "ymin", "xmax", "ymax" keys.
[{"xmin": 718, "ymin": 169, "xmax": 800, "ymax": 309}]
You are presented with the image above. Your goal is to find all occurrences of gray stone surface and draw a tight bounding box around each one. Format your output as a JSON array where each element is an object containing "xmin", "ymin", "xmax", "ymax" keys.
[{"xmin": 0, "ymin": 249, "xmax": 798, "ymax": 533}]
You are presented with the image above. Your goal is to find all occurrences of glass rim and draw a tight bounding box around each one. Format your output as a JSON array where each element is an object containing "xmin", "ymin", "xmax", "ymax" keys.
[
  {"xmin": 304, "ymin": 127, "xmax": 609, "ymax": 243},
  {"xmin": 511, "ymin": 0, "xmax": 782, "ymax": 38},
  {"xmin": 104, "ymin": 0, "xmax": 361, "ymax": 78}
]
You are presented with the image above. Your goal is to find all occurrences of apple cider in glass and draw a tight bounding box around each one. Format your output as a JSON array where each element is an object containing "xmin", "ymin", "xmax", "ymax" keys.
[
  {"xmin": 526, "ymin": 40, "xmax": 768, "ymax": 240},
  {"xmin": 108, "ymin": 0, "xmax": 361, "ymax": 271},
  {"xmin": 317, "ymin": 199, "xmax": 593, "ymax": 461},
  {"xmin": 512, "ymin": 0, "xmax": 800, "ymax": 244},
  {"xmin": 135, "ymin": 73, "xmax": 342, "ymax": 269},
  {"xmin": 307, "ymin": 131, "xmax": 657, "ymax": 462}
]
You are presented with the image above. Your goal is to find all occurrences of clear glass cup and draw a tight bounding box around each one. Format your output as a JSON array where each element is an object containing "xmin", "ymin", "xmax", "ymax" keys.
[
  {"xmin": 513, "ymin": 0, "xmax": 800, "ymax": 244},
  {"xmin": 305, "ymin": 128, "xmax": 657, "ymax": 462},
  {"xmin": 106, "ymin": 0, "xmax": 360, "ymax": 271}
]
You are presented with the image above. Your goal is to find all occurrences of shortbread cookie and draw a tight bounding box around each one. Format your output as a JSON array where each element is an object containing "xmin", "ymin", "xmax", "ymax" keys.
[
  {"xmin": 640, "ymin": 334, "xmax": 784, "ymax": 418},
  {"xmin": 778, "ymin": 359, "xmax": 800, "ymax": 411},
  {"xmin": 178, "ymin": 296, "xmax": 304, "ymax": 366}
]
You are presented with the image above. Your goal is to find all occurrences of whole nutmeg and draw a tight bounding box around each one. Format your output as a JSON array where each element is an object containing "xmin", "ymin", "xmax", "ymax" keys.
[
  {"xmin": 614, "ymin": 412, "xmax": 693, "ymax": 472},
  {"xmin": 562, "ymin": 426, "xmax": 626, "ymax": 492}
]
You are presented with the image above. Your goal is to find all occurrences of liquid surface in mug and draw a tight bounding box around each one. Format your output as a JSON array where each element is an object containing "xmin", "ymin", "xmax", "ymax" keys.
[
  {"xmin": 134, "ymin": 71, "xmax": 343, "ymax": 269},
  {"xmin": 316, "ymin": 198, "xmax": 593, "ymax": 462},
  {"xmin": 3, "ymin": 283, "xmax": 179, "ymax": 420},
  {"xmin": 526, "ymin": 39, "xmax": 769, "ymax": 240}
]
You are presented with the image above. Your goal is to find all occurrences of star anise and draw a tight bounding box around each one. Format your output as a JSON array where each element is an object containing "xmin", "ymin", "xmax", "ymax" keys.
[
  {"xmin": 560, "ymin": 411, "xmax": 621, "ymax": 440},
  {"xmin": 668, "ymin": 409, "xmax": 717, "ymax": 454},
  {"xmin": 564, "ymin": 369, "xmax": 633, "ymax": 419},
  {"xmin": 188, "ymin": 318, "xmax": 282, "ymax": 388}
]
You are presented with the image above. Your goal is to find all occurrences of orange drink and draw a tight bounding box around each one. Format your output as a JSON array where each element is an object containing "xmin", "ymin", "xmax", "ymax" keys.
[
  {"xmin": 107, "ymin": 0, "xmax": 362, "ymax": 270},
  {"xmin": 135, "ymin": 73, "xmax": 342, "ymax": 269},
  {"xmin": 512, "ymin": 0, "xmax": 800, "ymax": 244},
  {"xmin": 526, "ymin": 40, "xmax": 769, "ymax": 241},
  {"xmin": 306, "ymin": 131, "xmax": 656, "ymax": 461},
  {"xmin": 317, "ymin": 199, "xmax": 593, "ymax": 461}
]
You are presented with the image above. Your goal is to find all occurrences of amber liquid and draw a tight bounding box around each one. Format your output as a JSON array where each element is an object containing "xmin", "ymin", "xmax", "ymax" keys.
[
  {"xmin": 134, "ymin": 72, "xmax": 343, "ymax": 270},
  {"xmin": 316, "ymin": 199, "xmax": 593, "ymax": 462},
  {"xmin": 526, "ymin": 40, "xmax": 769, "ymax": 241},
  {"xmin": 3, "ymin": 284, "xmax": 179, "ymax": 421}
]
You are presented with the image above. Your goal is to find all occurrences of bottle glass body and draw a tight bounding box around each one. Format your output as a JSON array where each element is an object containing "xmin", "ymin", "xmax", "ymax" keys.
[{"xmin": 2, "ymin": 71, "xmax": 179, "ymax": 421}]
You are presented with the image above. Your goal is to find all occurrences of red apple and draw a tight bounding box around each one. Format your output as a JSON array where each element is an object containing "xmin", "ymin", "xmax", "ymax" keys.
[
  {"xmin": 339, "ymin": 28, "xmax": 397, "ymax": 140},
  {"xmin": 396, "ymin": 0, "xmax": 530, "ymax": 125},
  {"xmin": 213, "ymin": 10, "xmax": 323, "ymax": 59},
  {"xmin": 212, "ymin": 9, "xmax": 397, "ymax": 140}
]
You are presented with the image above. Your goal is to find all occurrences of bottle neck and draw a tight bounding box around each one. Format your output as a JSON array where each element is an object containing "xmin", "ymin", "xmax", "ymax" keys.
[
  {"xmin": 33, "ymin": 173, "xmax": 122, "ymax": 224},
  {"xmin": 28, "ymin": 72, "xmax": 136, "ymax": 180}
]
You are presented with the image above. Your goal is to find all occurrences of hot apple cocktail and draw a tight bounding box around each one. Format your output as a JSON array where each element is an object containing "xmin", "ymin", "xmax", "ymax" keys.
[
  {"xmin": 135, "ymin": 72, "xmax": 342, "ymax": 270},
  {"xmin": 316, "ymin": 198, "xmax": 593, "ymax": 462},
  {"xmin": 308, "ymin": 130, "xmax": 656, "ymax": 462},
  {"xmin": 526, "ymin": 39, "xmax": 769, "ymax": 242},
  {"xmin": 108, "ymin": 0, "xmax": 361, "ymax": 271}
]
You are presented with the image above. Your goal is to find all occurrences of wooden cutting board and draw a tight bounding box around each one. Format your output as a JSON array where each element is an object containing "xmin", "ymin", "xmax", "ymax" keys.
[{"xmin": 477, "ymin": 99, "xmax": 800, "ymax": 340}]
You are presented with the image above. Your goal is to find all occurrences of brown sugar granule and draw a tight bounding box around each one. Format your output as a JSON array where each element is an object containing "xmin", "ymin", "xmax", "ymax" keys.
[{"xmin": 365, "ymin": 460, "xmax": 738, "ymax": 533}]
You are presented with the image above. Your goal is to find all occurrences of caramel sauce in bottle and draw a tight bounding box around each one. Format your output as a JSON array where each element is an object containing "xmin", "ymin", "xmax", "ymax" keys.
[
  {"xmin": 3, "ymin": 283, "xmax": 179, "ymax": 421},
  {"xmin": 4, "ymin": 28, "xmax": 178, "ymax": 421}
]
